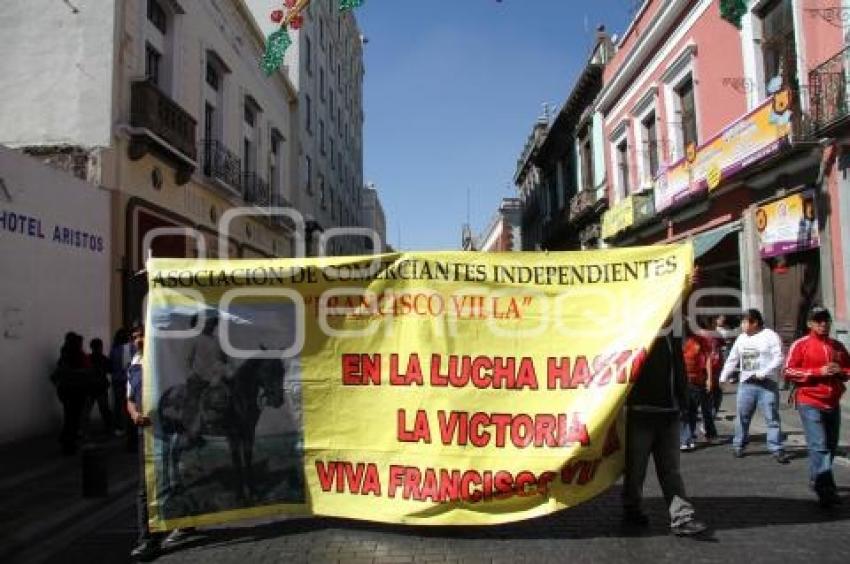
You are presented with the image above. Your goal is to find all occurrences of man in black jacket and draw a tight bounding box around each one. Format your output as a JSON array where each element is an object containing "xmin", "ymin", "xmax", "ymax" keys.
[{"xmin": 623, "ymin": 333, "xmax": 707, "ymax": 536}]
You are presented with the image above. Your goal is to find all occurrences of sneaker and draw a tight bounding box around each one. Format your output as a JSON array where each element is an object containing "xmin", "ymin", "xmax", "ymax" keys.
[
  {"xmin": 622, "ymin": 509, "xmax": 650, "ymax": 527},
  {"xmin": 680, "ymin": 442, "xmax": 695, "ymax": 452},
  {"xmin": 162, "ymin": 527, "xmax": 195, "ymax": 547},
  {"xmin": 733, "ymin": 448, "xmax": 744, "ymax": 458},
  {"xmin": 130, "ymin": 539, "xmax": 161, "ymax": 561},
  {"xmin": 773, "ymin": 451, "xmax": 791, "ymax": 464},
  {"xmin": 671, "ymin": 518, "xmax": 708, "ymax": 536}
]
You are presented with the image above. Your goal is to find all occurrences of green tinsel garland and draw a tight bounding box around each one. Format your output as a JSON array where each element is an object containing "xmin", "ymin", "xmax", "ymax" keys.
[
  {"xmin": 261, "ymin": 1, "xmax": 364, "ymax": 75},
  {"xmin": 339, "ymin": 0, "xmax": 364, "ymax": 10},
  {"xmin": 720, "ymin": 0, "xmax": 748, "ymax": 29},
  {"xmin": 261, "ymin": 27, "xmax": 293, "ymax": 76}
]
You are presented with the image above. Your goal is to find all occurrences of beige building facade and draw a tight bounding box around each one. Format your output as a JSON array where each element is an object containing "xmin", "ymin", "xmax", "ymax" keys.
[{"xmin": 0, "ymin": 0, "xmax": 306, "ymax": 327}]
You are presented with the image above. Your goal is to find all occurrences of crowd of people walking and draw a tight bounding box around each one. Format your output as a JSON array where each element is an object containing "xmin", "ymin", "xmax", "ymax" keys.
[{"xmin": 50, "ymin": 328, "xmax": 135, "ymax": 455}]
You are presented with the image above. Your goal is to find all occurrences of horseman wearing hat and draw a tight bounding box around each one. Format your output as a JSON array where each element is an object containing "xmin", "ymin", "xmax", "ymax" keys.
[{"xmin": 183, "ymin": 313, "xmax": 231, "ymax": 448}]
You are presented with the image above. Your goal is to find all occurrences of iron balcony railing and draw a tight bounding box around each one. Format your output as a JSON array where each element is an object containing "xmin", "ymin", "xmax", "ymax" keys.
[
  {"xmin": 242, "ymin": 172, "xmax": 270, "ymax": 207},
  {"xmin": 809, "ymin": 46, "xmax": 850, "ymax": 133},
  {"xmin": 202, "ymin": 139, "xmax": 241, "ymax": 190},
  {"xmin": 130, "ymin": 80, "xmax": 196, "ymax": 160}
]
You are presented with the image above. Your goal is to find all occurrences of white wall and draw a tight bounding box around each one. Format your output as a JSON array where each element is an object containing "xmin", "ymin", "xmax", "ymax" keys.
[
  {"xmin": 0, "ymin": 147, "xmax": 111, "ymax": 443},
  {"xmin": 0, "ymin": 0, "xmax": 116, "ymax": 148}
]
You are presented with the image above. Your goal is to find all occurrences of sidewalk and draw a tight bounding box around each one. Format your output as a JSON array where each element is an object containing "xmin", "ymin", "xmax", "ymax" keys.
[
  {"xmin": 713, "ymin": 383, "xmax": 850, "ymax": 462},
  {"xmin": 0, "ymin": 431, "xmax": 138, "ymax": 564}
]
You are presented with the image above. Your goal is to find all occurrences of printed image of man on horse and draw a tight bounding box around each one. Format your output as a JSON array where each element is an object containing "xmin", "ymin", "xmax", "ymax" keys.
[{"xmin": 151, "ymin": 306, "xmax": 305, "ymax": 519}]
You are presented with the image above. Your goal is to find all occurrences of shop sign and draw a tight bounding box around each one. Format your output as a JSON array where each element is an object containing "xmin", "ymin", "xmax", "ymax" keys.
[
  {"xmin": 655, "ymin": 89, "xmax": 792, "ymax": 212},
  {"xmin": 600, "ymin": 193, "xmax": 654, "ymax": 240},
  {"xmin": 756, "ymin": 189, "xmax": 819, "ymax": 258},
  {"xmin": 601, "ymin": 196, "xmax": 634, "ymax": 240}
]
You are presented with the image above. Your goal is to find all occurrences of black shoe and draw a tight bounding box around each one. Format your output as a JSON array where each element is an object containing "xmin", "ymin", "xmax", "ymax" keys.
[
  {"xmin": 773, "ymin": 451, "xmax": 791, "ymax": 464},
  {"xmin": 130, "ymin": 539, "xmax": 161, "ymax": 561},
  {"xmin": 733, "ymin": 448, "xmax": 744, "ymax": 458},
  {"xmin": 671, "ymin": 519, "xmax": 708, "ymax": 536},
  {"xmin": 818, "ymin": 490, "xmax": 843, "ymax": 508},
  {"xmin": 622, "ymin": 510, "xmax": 650, "ymax": 527}
]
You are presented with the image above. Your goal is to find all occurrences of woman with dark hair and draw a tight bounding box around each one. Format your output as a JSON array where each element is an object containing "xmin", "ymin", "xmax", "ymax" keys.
[{"xmin": 53, "ymin": 332, "xmax": 90, "ymax": 455}]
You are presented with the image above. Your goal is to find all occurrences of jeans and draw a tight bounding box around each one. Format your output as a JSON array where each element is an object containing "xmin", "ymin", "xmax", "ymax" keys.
[
  {"xmin": 680, "ymin": 383, "xmax": 718, "ymax": 444},
  {"xmin": 136, "ymin": 433, "xmax": 165, "ymax": 545},
  {"xmin": 624, "ymin": 410, "xmax": 696, "ymax": 527},
  {"xmin": 797, "ymin": 404, "xmax": 841, "ymax": 496},
  {"xmin": 734, "ymin": 379, "xmax": 783, "ymax": 453}
]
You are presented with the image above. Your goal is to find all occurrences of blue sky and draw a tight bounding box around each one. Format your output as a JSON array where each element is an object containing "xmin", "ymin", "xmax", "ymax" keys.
[{"xmin": 358, "ymin": 0, "xmax": 636, "ymax": 250}]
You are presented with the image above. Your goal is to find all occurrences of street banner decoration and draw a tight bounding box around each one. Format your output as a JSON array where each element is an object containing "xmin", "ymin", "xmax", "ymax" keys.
[
  {"xmin": 755, "ymin": 189, "xmax": 820, "ymax": 258},
  {"xmin": 142, "ymin": 245, "xmax": 693, "ymax": 530},
  {"xmin": 654, "ymin": 88, "xmax": 793, "ymax": 212}
]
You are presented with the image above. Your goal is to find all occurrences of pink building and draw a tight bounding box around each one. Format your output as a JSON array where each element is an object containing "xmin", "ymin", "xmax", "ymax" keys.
[{"xmin": 598, "ymin": 0, "xmax": 850, "ymax": 360}]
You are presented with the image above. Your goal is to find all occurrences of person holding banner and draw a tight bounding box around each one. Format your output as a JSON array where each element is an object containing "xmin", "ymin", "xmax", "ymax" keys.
[
  {"xmin": 127, "ymin": 325, "xmax": 167, "ymax": 561},
  {"xmin": 623, "ymin": 334, "xmax": 708, "ymax": 536},
  {"xmin": 719, "ymin": 309, "xmax": 790, "ymax": 463},
  {"xmin": 784, "ymin": 307, "xmax": 850, "ymax": 507}
]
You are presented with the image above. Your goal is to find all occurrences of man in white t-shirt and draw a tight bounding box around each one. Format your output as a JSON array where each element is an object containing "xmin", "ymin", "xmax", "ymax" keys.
[{"xmin": 719, "ymin": 309, "xmax": 790, "ymax": 463}]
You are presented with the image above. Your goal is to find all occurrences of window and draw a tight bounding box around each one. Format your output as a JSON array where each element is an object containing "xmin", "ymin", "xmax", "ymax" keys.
[
  {"xmin": 329, "ymin": 89, "xmax": 335, "ymax": 119},
  {"xmin": 320, "ymin": 67, "xmax": 326, "ymax": 102},
  {"xmin": 206, "ymin": 62, "xmax": 220, "ymax": 91},
  {"xmin": 760, "ymin": 0, "xmax": 797, "ymax": 93},
  {"xmin": 641, "ymin": 112, "xmax": 659, "ymax": 181},
  {"xmin": 305, "ymin": 155, "xmax": 313, "ymax": 193},
  {"xmin": 244, "ymin": 102, "xmax": 256, "ymax": 127},
  {"xmin": 616, "ymin": 139, "xmax": 630, "ymax": 199},
  {"xmin": 329, "ymin": 137, "xmax": 335, "ymax": 168},
  {"xmin": 305, "ymin": 36, "xmax": 313, "ymax": 74},
  {"xmin": 305, "ymin": 95, "xmax": 312, "ymax": 133},
  {"xmin": 320, "ymin": 174, "xmax": 327, "ymax": 208},
  {"xmin": 145, "ymin": 43, "xmax": 161, "ymax": 85},
  {"xmin": 204, "ymin": 103, "xmax": 215, "ymax": 141},
  {"xmin": 578, "ymin": 129, "xmax": 594, "ymax": 192},
  {"xmin": 320, "ymin": 120, "xmax": 326, "ymax": 154},
  {"xmin": 147, "ymin": 0, "xmax": 167, "ymax": 34},
  {"xmin": 320, "ymin": 18, "xmax": 325, "ymax": 50},
  {"xmin": 203, "ymin": 103, "xmax": 215, "ymax": 174},
  {"xmin": 675, "ymin": 77, "xmax": 698, "ymax": 153},
  {"xmin": 270, "ymin": 130, "xmax": 283, "ymax": 197}
]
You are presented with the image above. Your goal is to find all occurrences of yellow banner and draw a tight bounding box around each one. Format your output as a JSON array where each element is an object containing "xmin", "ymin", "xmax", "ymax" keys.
[
  {"xmin": 655, "ymin": 89, "xmax": 792, "ymax": 211},
  {"xmin": 142, "ymin": 245, "xmax": 693, "ymax": 529}
]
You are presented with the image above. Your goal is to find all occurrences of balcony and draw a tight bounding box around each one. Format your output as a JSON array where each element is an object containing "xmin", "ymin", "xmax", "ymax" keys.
[
  {"xmin": 202, "ymin": 139, "xmax": 242, "ymax": 191},
  {"xmin": 569, "ymin": 188, "xmax": 608, "ymax": 224},
  {"xmin": 809, "ymin": 47, "xmax": 850, "ymax": 135},
  {"xmin": 242, "ymin": 172, "xmax": 270, "ymax": 207},
  {"xmin": 128, "ymin": 80, "xmax": 197, "ymax": 184}
]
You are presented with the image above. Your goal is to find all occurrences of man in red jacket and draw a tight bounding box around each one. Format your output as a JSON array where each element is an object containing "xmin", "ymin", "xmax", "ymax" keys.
[{"xmin": 784, "ymin": 307, "xmax": 850, "ymax": 507}]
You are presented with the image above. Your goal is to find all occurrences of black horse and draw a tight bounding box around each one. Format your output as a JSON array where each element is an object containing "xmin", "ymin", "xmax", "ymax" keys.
[{"xmin": 156, "ymin": 356, "xmax": 286, "ymax": 502}]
